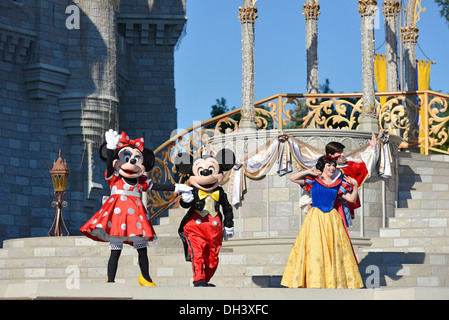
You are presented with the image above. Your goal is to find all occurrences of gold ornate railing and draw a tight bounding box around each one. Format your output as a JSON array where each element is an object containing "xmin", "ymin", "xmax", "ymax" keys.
[{"xmin": 146, "ymin": 90, "xmax": 449, "ymax": 219}]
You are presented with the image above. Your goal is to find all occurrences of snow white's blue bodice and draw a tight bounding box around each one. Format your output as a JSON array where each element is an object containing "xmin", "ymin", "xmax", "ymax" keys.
[{"xmin": 304, "ymin": 175, "xmax": 351, "ymax": 212}]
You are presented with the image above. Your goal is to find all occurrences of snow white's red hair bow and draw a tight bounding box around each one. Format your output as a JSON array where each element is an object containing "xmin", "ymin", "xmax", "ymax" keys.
[{"xmin": 323, "ymin": 154, "xmax": 340, "ymax": 161}]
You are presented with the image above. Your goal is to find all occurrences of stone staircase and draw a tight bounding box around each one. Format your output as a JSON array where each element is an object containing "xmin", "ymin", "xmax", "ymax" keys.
[
  {"xmin": 0, "ymin": 233, "xmax": 291, "ymax": 287},
  {"xmin": 1, "ymin": 152, "xmax": 448, "ymax": 289},
  {"xmin": 357, "ymin": 152, "xmax": 449, "ymax": 287},
  {"xmin": 151, "ymin": 210, "xmax": 292, "ymax": 287},
  {"xmin": 0, "ymin": 208, "xmax": 295, "ymax": 287}
]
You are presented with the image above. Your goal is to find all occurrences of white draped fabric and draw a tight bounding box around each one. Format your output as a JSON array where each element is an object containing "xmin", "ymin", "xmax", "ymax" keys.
[{"xmin": 220, "ymin": 132, "xmax": 392, "ymax": 205}]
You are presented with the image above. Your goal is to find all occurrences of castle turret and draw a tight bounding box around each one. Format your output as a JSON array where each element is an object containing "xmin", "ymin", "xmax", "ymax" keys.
[
  {"xmin": 117, "ymin": 0, "xmax": 187, "ymax": 150},
  {"xmin": 0, "ymin": 0, "xmax": 186, "ymax": 243},
  {"xmin": 59, "ymin": 0, "xmax": 119, "ymax": 145}
]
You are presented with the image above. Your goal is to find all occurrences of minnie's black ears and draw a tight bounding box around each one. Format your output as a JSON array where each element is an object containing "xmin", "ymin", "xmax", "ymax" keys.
[
  {"xmin": 142, "ymin": 148, "xmax": 155, "ymax": 171},
  {"xmin": 99, "ymin": 142, "xmax": 109, "ymax": 162},
  {"xmin": 99, "ymin": 142, "xmax": 155, "ymax": 172}
]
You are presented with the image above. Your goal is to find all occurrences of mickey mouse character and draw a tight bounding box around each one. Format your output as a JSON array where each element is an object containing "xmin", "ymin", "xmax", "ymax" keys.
[
  {"xmin": 175, "ymin": 149, "xmax": 236, "ymax": 287},
  {"xmin": 80, "ymin": 129, "xmax": 192, "ymax": 286}
]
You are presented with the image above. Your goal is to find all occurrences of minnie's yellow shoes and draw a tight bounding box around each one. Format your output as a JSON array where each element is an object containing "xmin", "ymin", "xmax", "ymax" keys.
[{"xmin": 138, "ymin": 274, "xmax": 157, "ymax": 287}]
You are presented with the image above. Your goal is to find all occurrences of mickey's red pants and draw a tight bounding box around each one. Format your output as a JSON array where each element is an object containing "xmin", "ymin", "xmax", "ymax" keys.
[{"xmin": 183, "ymin": 212, "xmax": 223, "ymax": 283}]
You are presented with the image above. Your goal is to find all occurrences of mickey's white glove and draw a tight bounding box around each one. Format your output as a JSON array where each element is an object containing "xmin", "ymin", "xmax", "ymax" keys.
[
  {"xmin": 105, "ymin": 129, "xmax": 120, "ymax": 150},
  {"xmin": 174, "ymin": 184, "xmax": 193, "ymax": 194},
  {"xmin": 181, "ymin": 191, "xmax": 194, "ymax": 203},
  {"xmin": 223, "ymin": 227, "xmax": 234, "ymax": 241}
]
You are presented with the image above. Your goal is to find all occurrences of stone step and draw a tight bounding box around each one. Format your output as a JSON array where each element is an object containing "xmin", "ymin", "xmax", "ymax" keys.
[
  {"xmin": 372, "ymin": 235, "xmax": 449, "ymax": 246},
  {"xmin": 357, "ymin": 154, "xmax": 449, "ymax": 287},
  {"xmin": 379, "ymin": 226, "xmax": 449, "ymax": 238},
  {"xmin": 399, "ymin": 175, "xmax": 449, "ymax": 187},
  {"xmin": 357, "ymin": 251, "xmax": 449, "ymax": 286},
  {"xmin": 356, "ymin": 251, "xmax": 449, "ymax": 265},
  {"xmin": 364, "ymin": 246, "xmax": 449, "ymax": 253},
  {"xmin": 398, "ymin": 191, "xmax": 449, "ymax": 201},
  {"xmin": 398, "ymin": 151, "xmax": 449, "ymax": 162},
  {"xmin": 152, "ymin": 274, "xmax": 285, "ymax": 288},
  {"xmin": 0, "ymin": 240, "xmax": 185, "ymax": 258},
  {"xmin": 0, "ymin": 258, "xmax": 287, "ymax": 286},
  {"xmin": 6, "ymin": 282, "xmax": 449, "ymax": 300},
  {"xmin": 398, "ymin": 152, "xmax": 449, "ymax": 164},
  {"xmin": 0, "ymin": 236, "xmax": 295, "ymax": 287},
  {"xmin": 388, "ymin": 216, "xmax": 449, "ymax": 229},
  {"xmin": 359, "ymin": 263, "xmax": 449, "ymax": 278},
  {"xmin": 0, "ymin": 236, "xmax": 373, "ymax": 287},
  {"xmin": 152, "ymin": 209, "xmax": 189, "ymax": 237},
  {"xmin": 363, "ymin": 273, "xmax": 449, "ymax": 287},
  {"xmin": 398, "ymin": 161, "xmax": 449, "ymax": 172},
  {"xmin": 2, "ymin": 235, "xmax": 448, "ymax": 288},
  {"xmin": 398, "ymin": 182, "xmax": 449, "ymax": 193},
  {"xmin": 362, "ymin": 241, "xmax": 449, "ymax": 253},
  {"xmin": 398, "ymin": 198, "xmax": 449, "ymax": 210},
  {"xmin": 382, "ymin": 275, "xmax": 449, "ymax": 287},
  {"xmin": 155, "ymin": 263, "xmax": 449, "ymax": 288},
  {"xmin": 12, "ymin": 273, "xmax": 444, "ymax": 291},
  {"xmin": 394, "ymin": 208, "xmax": 449, "ymax": 218},
  {"xmin": 156, "ymin": 208, "xmax": 185, "ymax": 223}
]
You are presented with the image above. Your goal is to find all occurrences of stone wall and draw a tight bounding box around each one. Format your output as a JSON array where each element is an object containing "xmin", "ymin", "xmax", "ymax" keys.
[{"xmin": 0, "ymin": 0, "xmax": 186, "ymax": 246}]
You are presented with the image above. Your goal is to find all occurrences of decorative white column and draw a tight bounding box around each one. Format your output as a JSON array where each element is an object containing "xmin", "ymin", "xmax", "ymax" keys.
[
  {"xmin": 382, "ymin": 0, "xmax": 400, "ymax": 92},
  {"xmin": 401, "ymin": 28, "xmax": 418, "ymax": 93},
  {"xmin": 401, "ymin": 25, "xmax": 419, "ymax": 146},
  {"xmin": 397, "ymin": 0, "xmax": 420, "ymax": 147},
  {"xmin": 303, "ymin": 0, "xmax": 320, "ymax": 94},
  {"xmin": 238, "ymin": 0, "xmax": 258, "ymax": 132},
  {"xmin": 358, "ymin": 0, "xmax": 379, "ymax": 132}
]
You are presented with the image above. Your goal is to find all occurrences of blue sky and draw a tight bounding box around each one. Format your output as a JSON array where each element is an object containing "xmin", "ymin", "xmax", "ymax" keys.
[{"xmin": 174, "ymin": 0, "xmax": 449, "ymax": 131}]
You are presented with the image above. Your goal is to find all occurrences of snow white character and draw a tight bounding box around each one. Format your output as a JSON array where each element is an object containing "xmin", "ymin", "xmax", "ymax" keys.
[{"xmin": 281, "ymin": 155, "xmax": 364, "ymax": 288}]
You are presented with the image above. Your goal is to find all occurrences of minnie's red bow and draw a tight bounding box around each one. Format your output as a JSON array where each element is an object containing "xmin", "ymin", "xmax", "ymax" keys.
[{"xmin": 117, "ymin": 131, "xmax": 144, "ymax": 151}]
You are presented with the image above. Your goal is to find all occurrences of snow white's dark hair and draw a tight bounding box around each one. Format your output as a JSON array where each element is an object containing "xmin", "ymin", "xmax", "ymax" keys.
[{"xmin": 316, "ymin": 155, "xmax": 337, "ymax": 172}]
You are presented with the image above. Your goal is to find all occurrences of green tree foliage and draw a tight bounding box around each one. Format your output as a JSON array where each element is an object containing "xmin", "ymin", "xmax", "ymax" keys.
[
  {"xmin": 205, "ymin": 97, "xmax": 240, "ymax": 131},
  {"xmin": 206, "ymin": 97, "xmax": 273, "ymax": 132},
  {"xmin": 435, "ymin": 0, "xmax": 449, "ymax": 25}
]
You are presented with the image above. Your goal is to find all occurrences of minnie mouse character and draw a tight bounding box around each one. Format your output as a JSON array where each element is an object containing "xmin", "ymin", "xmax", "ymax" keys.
[
  {"xmin": 175, "ymin": 149, "xmax": 235, "ymax": 287},
  {"xmin": 80, "ymin": 129, "xmax": 192, "ymax": 286}
]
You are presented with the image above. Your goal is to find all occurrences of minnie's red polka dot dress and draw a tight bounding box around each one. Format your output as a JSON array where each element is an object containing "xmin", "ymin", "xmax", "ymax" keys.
[{"xmin": 80, "ymin": 170, "xmax": 156, "ymax": 246}]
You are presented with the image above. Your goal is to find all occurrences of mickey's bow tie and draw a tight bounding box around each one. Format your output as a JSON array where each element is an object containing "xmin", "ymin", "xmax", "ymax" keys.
[{"xmin": 198, "ymin": 189, "xmax": 220, "ymax": 202}]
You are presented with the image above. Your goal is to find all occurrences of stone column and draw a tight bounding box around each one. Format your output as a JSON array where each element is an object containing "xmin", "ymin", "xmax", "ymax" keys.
[
  {"xmin": 401, "ymin": 25, "xmax": 419, "ymax": 146},
  {"xmin": 238, "ymin": 0, "xmax": 258, "ymax": 132},
  {"xmin": 382, "ymin": 0, "xmax": 400, "ymax": 92},
  {"xmin": 303, "ymin": 0, "xmax": 320, "ymax": 94},
  {"xmin": 401, "ymin": 27, "xmax": 418, "ymax": 93},
  {"xmin": 358, "ymin": 0, "xmax": 379, "ymax": 132},
  {"xmin": 398, "ymin": 0, "xmax": 420, "ymax": 148}
]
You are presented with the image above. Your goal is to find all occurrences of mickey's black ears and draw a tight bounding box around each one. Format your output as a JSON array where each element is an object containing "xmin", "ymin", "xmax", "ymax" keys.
[
  {"xmin": 174, "ymin": 149, "xmax": 235, "ymax": 175},
  {"xmin": 174, "ymin": 152, "xmax": 194, "ymax": 175},
  {"xmin": 215, "ymin": 148, "xmax": 235, "ymax": 172}
]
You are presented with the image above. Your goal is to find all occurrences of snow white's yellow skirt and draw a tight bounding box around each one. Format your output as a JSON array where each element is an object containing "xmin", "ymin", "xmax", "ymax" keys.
[{"xmin": 281, "ymin": 207, "xmax": 364, "ymax": 288}]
